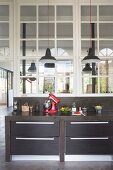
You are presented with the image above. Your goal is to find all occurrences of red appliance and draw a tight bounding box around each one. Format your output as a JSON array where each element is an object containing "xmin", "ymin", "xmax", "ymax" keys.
[{"xmin": 43, "ymin": 93, "xmax": 60, "ymax": 116}]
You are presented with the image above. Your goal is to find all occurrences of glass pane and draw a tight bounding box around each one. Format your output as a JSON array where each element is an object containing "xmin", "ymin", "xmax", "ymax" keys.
[
  {"xmin": 38, "ymin": 40, "xmax": 55, "ymax": 56},
  {"xmin": 57, "ymin": 60, "xmax": 73, "ymax": 75},
  {"xmin": 99, "ymin": 6, "xmax": 113, "ymax": 21},
  {"xmin": 99, "ymin": 23, "xmax": 113, "ymax": 39},
  {"xmin": 20, "ymin": 23, "xmax": 36, "ymax": 38},
  {"xmin": 81, "ymin": 40, "xmax": 97, "ymax": 58},
  {"xmin": 0, "ymin": 40, "xmax": 9, "ymax": 56},
  {"xmin": 99, "ymin": 60, "xmax": 113, "ymax": 75},
  {"xmin": 0, "ymin": 5, "xmax": 9, "ymax": 21},
  {"xmin": 81, "ymin": 6, "xmax": 97, "ymax": 21},
  {"xmin": 100, "ymin": 77, "xmax": 109, "ymax": 93},
  {"xmin": 0, "ymin": 61, "xmax": 13, "ymax": 71},
  {"xmin": 8, "ymin": 72, "xmax": 12, "ymax": 90},
  {"xmin": 57, "ymin": 76, "xmax": 73, "ymax": 93},
  {"xmin": 82, "ymin": 63, "xmax": 92, "ymax": 75},
  {"xmin": 38, "ymin": 61, "xmax": 73, "ymax": 94},
  {"xmin": 20, "ymin": 60, "xmax": 37, "ymax": 76},
  {"xmin": 99, "ymin": 41, "xmax": 113, "ymax": 57},
  {"xmin": 57, "ymin": 40, "xmax": 73, "ymax": 57},
  {"xmin": 38, "ymin": 6, "xmax": 54, "ymax": 21},
  {"xmin": 107, "ymin": 75, "xmax": 113, "ymax": 93},
  {"xmin": 39, "ymin": 23, "xmax": 54, "ymax": 38},
  {"xmin": 20, "ymin": 78, "xmax": 37, "ymax": 94},
  {"xmin": 100, "ymin": 75, "xmax": 113, "ymax": 93},
  {"xmin": 57, "ymin": 23, "xmax": 73, "ymax": 38},
  {"xmin": 20, "ymin": 6, "xmax": 36, "ymax": 21},
  {"xmin": 39, "ymin": 77, "xmax": 55, "ymax": 94},
  {"xmin": 39, "ymin": 63, "xmax": 55, "ymax": 76},
  {"xmin": 56, "ymin": 6, "xmax": 73, "ymax": 21},
  {"xmin": 81, "ymin": 23, "xmax": 97, "ymax": 39},
  {"xmin": 0, "ymin": 23, "xmax": 9, "ymax": 38},
  {"xmin": 0, "ymin": 68, "xmax": 7, "ymax": 104},
  {"xmin": 20, "ymin": 40, "xmax": 36, "ymax": 56},
  {"xmin": 57, "ymin": 60, "xmax": 73, "ymax": 94},
  {"xmin": 82, "ymin": 76, "xmax": 98, "ymax": 94},
  {"xmin": 82, "ymin": 63, "xmax": 98, "ymax": 76}
]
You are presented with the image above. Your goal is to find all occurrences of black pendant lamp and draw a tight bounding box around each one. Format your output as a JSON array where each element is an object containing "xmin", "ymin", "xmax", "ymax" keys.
[
  {"xmin": 82, "ymin": 63, "xmax": 92, "ymax": 73},
  {"xmin": 82, "ymin": 0, "xmax": 100, "ymax": 64},
  {"xmin": 29, "ymin": 77, "xmax": 36, "ymax": 81},
  {"xmin": 28, "ymin": 62, "xmax": 36, "ymax": 73},
  {"xmin": 82, "ymin": 48, "xmax": 100, "ymax": 64},
  {"xmin": 40, "ymin": 48, "xmax": 56, "ymax": 64},
  {"xmin": 44, "ymin": 62, "xmax": 55, "ymax": 68},
  {"xmin": 39, "ymin": 1, "xmax": 56, "ymax": 65}
]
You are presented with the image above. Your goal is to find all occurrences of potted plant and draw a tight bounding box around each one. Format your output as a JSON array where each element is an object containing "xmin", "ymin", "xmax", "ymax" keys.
[{"xmin": 60, "ymin": 106, "xmax": 71, "ymax": 116}]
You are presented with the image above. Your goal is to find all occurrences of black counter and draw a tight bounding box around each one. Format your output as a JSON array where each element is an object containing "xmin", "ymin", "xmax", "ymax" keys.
[{"xmin": 9, "ymin": 112, "xmax": 113, "ymax": 121}]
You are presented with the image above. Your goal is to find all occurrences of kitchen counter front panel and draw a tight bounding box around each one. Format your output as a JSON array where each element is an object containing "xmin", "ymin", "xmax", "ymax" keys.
[
  {"xmin": 11, "ymin": 121, "xmax": 59, "ymax": 137},
  {"xmin": 11, "ymin": 136, "xmax": 59, "ymax": 155},
  {"xmin": 66, "ymin": 136, "xmax": 113, "ymax": 155},
  {"xmin": 66, "ymin": 121, "xmax": 113, "ymax": 137},
  {"xmin": 5, "ymin": 115, "xmax": 113, "ymax": 162}
]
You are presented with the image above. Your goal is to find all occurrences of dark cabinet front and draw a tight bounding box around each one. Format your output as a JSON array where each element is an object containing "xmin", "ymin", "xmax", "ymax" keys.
[
  {"xmin": 5, "ymin": 117, "xmax": 113, "ymax": 162},
  {"xmin": 66, "ymin": 137, "xmax": 113, "ymax": 154},
  {"xmin": 11, "ymin": 121, "xmax": 59, "ymax": 137},
  {"xmin": 66, "ymin": 121, "xmax": 113, "ymax": 137},
  {"xmin": 11, "ymin": 137, "xmax": 59, "ymax": 155},
  {"xmin": 65, "ymin": 121, "xmax": 113, "ymax": 155},
  {"xmin": 10, "ymin": 121, "xmax": 59, "ymax": 155}
]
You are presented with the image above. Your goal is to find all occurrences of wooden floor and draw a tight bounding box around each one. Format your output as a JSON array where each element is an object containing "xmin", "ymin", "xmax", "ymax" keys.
[{"xmin": 0, "ymin": 106, "xmax": 113, "ymax": 170}]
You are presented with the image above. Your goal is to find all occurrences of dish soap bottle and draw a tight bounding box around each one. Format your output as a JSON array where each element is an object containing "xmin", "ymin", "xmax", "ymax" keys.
[{"xmin": 72, "ymin": 102, "xmax": 76, "ymax": 115}]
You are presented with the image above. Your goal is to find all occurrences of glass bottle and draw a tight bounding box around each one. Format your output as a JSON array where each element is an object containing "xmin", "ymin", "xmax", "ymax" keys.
[{"xmin": 72, "ymin": 102, "xmax": 76, "ymax": 115}]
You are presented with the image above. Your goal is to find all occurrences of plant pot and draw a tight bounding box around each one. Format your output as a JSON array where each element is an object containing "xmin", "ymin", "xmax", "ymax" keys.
[{"xmin": 60, "ymin": 111, "xmax": 71, "ymax": 116}]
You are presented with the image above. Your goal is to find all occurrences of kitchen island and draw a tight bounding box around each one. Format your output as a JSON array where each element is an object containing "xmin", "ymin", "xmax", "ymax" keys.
[{"xmin": 5, "ymin": 114, "xmax": 113, "ymax": 162}]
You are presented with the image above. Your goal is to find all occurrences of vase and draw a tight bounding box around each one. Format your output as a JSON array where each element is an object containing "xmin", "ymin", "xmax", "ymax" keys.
[
  {"xmin": 60, "ymin": 111, "xmax": 71, "ymax": 116},
  {"xmin": 96, "ymin": 109, "xmax": 102, "ymax": 116}
]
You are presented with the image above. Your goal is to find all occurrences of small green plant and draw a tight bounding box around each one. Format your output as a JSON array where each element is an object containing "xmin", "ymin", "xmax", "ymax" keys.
[{"xmin": 60, "ymin": 106, "xmax": 71, "ymax": 115}]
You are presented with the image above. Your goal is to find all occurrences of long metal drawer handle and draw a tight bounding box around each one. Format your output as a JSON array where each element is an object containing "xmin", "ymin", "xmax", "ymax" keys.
[
  {"xmin": 16, "ymin": 122, "xmax": 54, "ymax": 125},
  {"xmin": 16, "ymin": 137, "xmax": 55, "ymax": 140},
  {"xmin": 70, "ymin": 137, "xmax": 109, "ymax": 140},
  {"xmin": 70, "ymin": 122, "xmax": 108, "ymax": 124}
]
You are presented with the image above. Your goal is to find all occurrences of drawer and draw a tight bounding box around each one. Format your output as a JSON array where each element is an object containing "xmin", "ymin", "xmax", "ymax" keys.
[
  {"xmin": 11, "ymin": 137, "xmax": 59, "ymax": 155},
  {"xmin": 66, "ymin": 121, "xmax": 112, "ymax": 137},
  {"xmin": 11, "ymin": 121, "xmax": 59, "ymax": 137},
  {"xmin": 66, "ymin": 137, "xmax": 113, "ymax": 155}
]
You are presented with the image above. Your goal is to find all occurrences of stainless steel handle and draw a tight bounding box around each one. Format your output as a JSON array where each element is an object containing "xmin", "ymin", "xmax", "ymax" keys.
[
  {"xmin": 70, "ymin": 122, "xmax": 108, "ymax": 124},
  {"xmin": 16, "ymin": 137, "xmax": 55, "ymax": 140},
  {"xmin": 70, "ymin": 137, "xmax": 109, "ymax": 140},
  {"xmin": 16, "ymin": 122, "xmax": 54, "ymax": 125}
]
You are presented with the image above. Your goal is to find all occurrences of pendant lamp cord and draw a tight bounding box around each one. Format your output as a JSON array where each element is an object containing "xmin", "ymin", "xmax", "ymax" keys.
[
  {"xmin": 90, "ymin": 0, "xmax": 92, "ymax": 48},
  {"xmin": 48, "ymin": 0, "xmax": 50, "ymax": 48}
]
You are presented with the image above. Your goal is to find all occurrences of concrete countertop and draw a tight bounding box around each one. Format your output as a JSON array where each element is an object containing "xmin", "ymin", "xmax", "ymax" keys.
[{"xmin": 5, "ymin": 113, "xmax": 113, "ymax": 121}]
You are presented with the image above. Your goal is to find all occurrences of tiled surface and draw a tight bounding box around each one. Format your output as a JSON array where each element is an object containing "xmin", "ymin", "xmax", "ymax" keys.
[
  {"xmin": 14, "ymin": 96, "xmax": 113, "ymax": 116},
  {"xmin": 1, "ymin": 106, "xmax": 113, "ymax": 170}
]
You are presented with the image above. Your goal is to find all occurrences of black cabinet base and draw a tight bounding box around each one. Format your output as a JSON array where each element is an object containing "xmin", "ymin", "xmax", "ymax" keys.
[
  {"xmin": 66, "ymin": 137, "xmax": 113, "ymax": 155},
  {"xmin": 5, "ymin": 116, "xmax": 113, "ymax": 162},
  {"xmin": 11, "ymin": 137, "xmax": 59, "ymax": 155}
]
